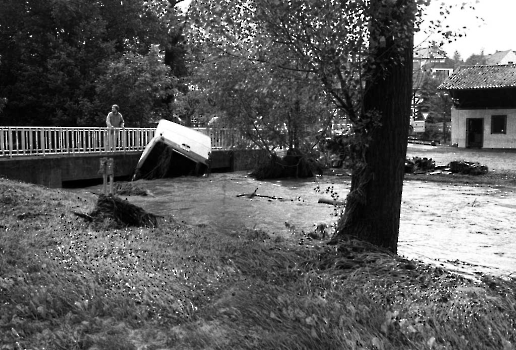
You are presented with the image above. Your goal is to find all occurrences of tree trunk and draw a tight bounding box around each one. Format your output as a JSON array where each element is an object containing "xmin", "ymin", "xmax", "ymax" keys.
[{"xmin": 331, "ymin": 0, "xmax": 414, "ymax": 253}]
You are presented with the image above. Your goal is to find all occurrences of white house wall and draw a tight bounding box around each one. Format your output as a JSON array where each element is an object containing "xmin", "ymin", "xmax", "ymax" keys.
[
  {"xmin": 451, "ymin": 108, "xmax": 516, "ymax": 148},
  {"xmin": 499, "ymin": 51, "xmax": 516, "ymax": 65}
]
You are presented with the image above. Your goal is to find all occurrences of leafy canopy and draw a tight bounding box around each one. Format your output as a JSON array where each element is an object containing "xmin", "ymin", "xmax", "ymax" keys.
[
  {"xmin": 186, "ymin": 0, "xmax": 431, "ymax": 159},
  {"xmin": 188, "ymin": 0, "xmax": 430, "ymax": 122},
  {"xmin": 0, "ymin": 0, "xmax": 186, "ymax": 126}
]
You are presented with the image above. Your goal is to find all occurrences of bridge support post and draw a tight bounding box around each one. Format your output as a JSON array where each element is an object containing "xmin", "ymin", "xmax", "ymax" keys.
[{"xmin": 99, "ymin": 157, "xmax": 114, "ymax": 195}]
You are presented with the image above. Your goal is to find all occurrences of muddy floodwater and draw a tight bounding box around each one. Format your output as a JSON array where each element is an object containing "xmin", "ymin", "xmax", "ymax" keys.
[
  {"xmin": 116, "ymin": 173, "xmax": 342, "ymax": 239},
  {"xmin": 83, "ymin": 166, "xmax": 516, "ymax": 279},
  {"xmin": 400, "ymin": 180, "xmax": 515, "ymax": 277}
]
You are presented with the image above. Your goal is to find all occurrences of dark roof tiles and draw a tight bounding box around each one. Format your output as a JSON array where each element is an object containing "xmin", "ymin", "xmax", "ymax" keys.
[{"xmin": 438, "ymin": 64, "xmax": 516, "ymax": 90}]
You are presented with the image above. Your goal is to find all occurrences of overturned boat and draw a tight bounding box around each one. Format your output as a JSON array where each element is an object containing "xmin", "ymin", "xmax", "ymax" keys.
[{"xmin": 133, "ymin": 119, "xmax": 211, "ymax": 180}]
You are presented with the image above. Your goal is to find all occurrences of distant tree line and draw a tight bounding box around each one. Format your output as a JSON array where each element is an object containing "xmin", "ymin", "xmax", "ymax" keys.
[{"xmin": 0, "ymin": 0, "xmax": 188, "ymax": 127}]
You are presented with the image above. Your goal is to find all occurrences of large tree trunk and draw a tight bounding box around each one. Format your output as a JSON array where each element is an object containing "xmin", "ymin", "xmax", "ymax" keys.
[{"xmin": 331, "ymin": 0, "xmax": 414, "ymax": 253}]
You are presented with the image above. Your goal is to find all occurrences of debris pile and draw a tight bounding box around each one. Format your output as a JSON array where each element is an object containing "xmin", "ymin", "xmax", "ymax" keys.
[
  {"xmin": 405, "ymin": 157, "xmax": 435, "ymax": 173},
  {"xmin": 405, "ymin": 157, "xmax": 488, "ymax": 176},
  {"xmin": 77, "ymin": 194, "xmax": 160, "ymax": 229},
  {"xmin": 448, "ymin": 160, "xmax": 488, "ymax": 175},
  {"xmin": 250, "ymin": 150, "xmax": 323, "ymax": 180}
]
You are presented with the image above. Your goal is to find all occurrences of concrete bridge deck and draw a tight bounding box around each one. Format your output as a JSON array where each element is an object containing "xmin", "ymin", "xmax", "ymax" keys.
[
  {"xmin": 0, "ymin": 126, "xmax": 266, "ymax": 187},
  {"xmin": 0, "ymin": 149, "xmax": 267, "ymax": 188}
]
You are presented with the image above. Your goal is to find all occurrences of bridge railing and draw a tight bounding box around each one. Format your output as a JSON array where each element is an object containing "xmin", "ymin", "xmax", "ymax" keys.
[
  {"xmin": 0, "ymin": 127, "xmax": 155, "ymax": 157},
  {"xmin": 194, "ymin": 127, "xmax": 246, "ymax": 149},
  {"xmin": 0, "ymin": 126, "xmax": 243, "ymax": 158}
]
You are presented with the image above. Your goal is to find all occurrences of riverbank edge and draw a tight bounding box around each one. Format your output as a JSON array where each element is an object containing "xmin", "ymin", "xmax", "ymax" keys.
[{"xmin": 1, "ymin": 177, "xmax": 515, "ymax": 350}]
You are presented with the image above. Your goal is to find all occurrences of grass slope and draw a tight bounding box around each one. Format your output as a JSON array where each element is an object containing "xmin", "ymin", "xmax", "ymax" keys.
[{"xmin": 0, "ymin": 178, "xmax": 515, "ymax": 350}]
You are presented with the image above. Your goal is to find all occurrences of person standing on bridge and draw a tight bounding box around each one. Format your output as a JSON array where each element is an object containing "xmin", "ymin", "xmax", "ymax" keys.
[{"xmin": 106, "ymin": 104, "xmax": 124, "ymax": 150}]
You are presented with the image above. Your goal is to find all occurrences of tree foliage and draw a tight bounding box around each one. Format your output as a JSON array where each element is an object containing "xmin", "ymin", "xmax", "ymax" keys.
[
  {"xmin": 464, "ymin": 51, "xmax": 488, "ymax": 66},
  {"xmin": 185, "ymin": 51, "xmax": 334, "ymax": 152},
  {"xmin": 95, "ymin": 45, "xmax": 176, "ymax": 127},
  {"xmin": 417, "ymin": 75, "xmax": 452, "ymax": 122},
  {"xmin": 188, "ymin": 0, "xmax": 429, "ymax": 153},
  {"xmin": 415, "ymin": 1, "xmax": 481, "ymax": 50},
  {"xmin": 187, "ymin": 0, "xmax": 428, "ymax": 252},
  {"xmin": 0, "ymin": 0, "xmax": 186, "ymax": 126}
]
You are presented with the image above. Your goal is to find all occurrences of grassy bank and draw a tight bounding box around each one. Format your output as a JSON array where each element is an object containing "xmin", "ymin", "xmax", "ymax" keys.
[{"xmin": 1, "ymin": 178, "xmax": 515, "ymax": 350}]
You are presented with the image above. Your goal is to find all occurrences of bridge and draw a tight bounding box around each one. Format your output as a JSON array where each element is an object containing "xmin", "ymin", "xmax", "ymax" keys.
[{"xmin": 0, "ymin": 126, "xmax": 265, "ymax": 187}]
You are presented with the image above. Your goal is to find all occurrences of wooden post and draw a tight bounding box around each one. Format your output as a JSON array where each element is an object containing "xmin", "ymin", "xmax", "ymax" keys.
[
  {"xmin": 99, "ymin": 158, "xmax": 107, "ymax": 194},
  {"xmin": 107, "ymin": 158, "xmax": 114, "ymax": 195},
  {"xmin": 99, "ymin": 157, "xmax": 114, "ymax": 195}
]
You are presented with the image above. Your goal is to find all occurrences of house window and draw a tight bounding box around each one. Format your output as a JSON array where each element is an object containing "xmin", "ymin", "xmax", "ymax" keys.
[{"xmin": 491, "ymin": 115, "xmax": 507, "ymax": 134}]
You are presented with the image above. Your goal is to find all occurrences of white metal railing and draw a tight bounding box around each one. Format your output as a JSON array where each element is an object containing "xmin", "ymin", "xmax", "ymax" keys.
[
  {"xmin": 0, "ymin": 126, "xmax": 242, "ymax": 158},
  {"xmin": 194, "ymin": 127, "xmax": 244, "ymax": 149},
  {"xmin": 0, "ymin": 127, "xmax": 155, "ymax": 157}
]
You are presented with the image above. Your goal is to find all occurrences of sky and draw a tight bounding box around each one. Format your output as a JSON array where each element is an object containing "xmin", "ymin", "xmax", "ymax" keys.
[
  {"xmin": 177, "ymin": 0, "xmax": 513, "ymax": 60},
  {"xmin": 416, "ymin": 0, "xmax": 516, "ymax": 59}
]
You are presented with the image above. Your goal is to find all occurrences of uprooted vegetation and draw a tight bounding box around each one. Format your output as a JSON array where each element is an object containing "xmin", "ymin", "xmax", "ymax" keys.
[
  {"xmin": 402, "ymin": 157, "xmax": 516, "ymax": 187},
  {"xmin": 1, "ymin": 178, "xmax": 515, "ymax": 350},
  {"xmin": 88, "ymin": 194, "xmax": 161, "ymax": 229},
  {"xmin": 250, "ymin": 150, "xmax": 323, "ymax": 180},
  {"xmin": 405, "ymin": 157, "xmax": 489, "ymax": 175}
]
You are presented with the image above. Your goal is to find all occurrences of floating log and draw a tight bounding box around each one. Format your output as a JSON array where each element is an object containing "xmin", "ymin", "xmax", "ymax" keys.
[
  {"xmin": 318, "ymin": 198, "xmax": 345, "ymax": 206},
  {"xmin": 236, "ymin": 188, "xmax": 284, "ymax": 200}
]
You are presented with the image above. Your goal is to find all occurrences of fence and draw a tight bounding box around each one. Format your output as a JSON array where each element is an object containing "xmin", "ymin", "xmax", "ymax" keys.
[
  {"xmin": 195, "ymin": 127, "xmax": 245, "ymax": 149},
  {"xmin": 0, "ymin": 126, "xmax": 240, "ymax": 157},
  {"xmin": 0, "ymin": 127, "xmax": 155, "ymax": 157}
]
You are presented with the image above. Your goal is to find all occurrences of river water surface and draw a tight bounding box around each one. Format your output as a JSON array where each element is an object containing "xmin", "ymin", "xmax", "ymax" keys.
[
  {"xmin": 83, "ymin": 167, "xmax": 516, "ymax": 279},
  {"xmin": 77, "ymin": 144, "xmax": 516, "ymax": 278}
]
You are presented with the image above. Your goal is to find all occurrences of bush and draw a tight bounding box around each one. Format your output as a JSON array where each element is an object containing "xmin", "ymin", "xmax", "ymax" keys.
[
  {"xmin": 250, "ymin": 150, "xmax": 323, "ymax": 180},
  {"xmin": 405, "ymin": 157, "xmax": 435, "ymax": 173},
  {"xmin": 448, "ymin": 161, "xmax": 488, "ymax": 175}
]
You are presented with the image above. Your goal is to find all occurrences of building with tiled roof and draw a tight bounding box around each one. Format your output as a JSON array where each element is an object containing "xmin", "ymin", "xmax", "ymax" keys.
[
  {"xmin": 414, "ymin": 46, "xmax": 447, "ymax": 62},
  {"xmin": 485, "ymin": 50, "xmax": 516, "ymax": 65},
  {"xmin": 413, "ymin": 46, "xmax": 455, "ymax": 84},
  {"xmin": 439, "ymin": 64, "xmax": 516, "ymax": 90},
  {"xmin": 438, "ymin": 65, "xmax": 516, "ymax": 148}
]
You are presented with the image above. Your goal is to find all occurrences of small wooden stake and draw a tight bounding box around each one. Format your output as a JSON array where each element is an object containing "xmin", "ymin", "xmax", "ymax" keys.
[{"xmin": 99, "ymin": 157, "xmax": 115, "ymax": 195}]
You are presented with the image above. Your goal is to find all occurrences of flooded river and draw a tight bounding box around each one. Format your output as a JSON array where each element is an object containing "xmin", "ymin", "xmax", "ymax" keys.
[
  {"xmin": 116, "ymin": 173, "xmax": 341, "ymax": 238},
  {"xmin": 83, "ymin": 169, "xmax": 516, "ymax": 279}
]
